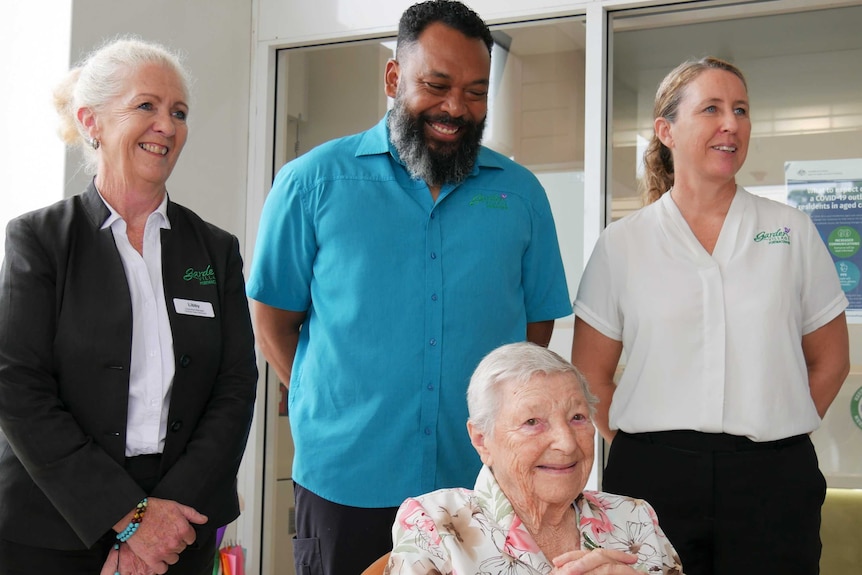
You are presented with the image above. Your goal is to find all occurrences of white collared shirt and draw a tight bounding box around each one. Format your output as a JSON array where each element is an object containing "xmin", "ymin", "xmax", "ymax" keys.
[
  {"xmin": 574, "ymin": 186, "xmax": 848, "ymax": 441},
  {"xmin": 100, "ymin": 193, "xmax": 175, "ymax": 456}
]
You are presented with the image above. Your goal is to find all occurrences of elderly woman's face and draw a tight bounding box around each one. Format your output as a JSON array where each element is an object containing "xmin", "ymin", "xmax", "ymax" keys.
[
  {"xmin": 92, "ymin": 62, "xmax": 188, "ymax": 188},
  {"xmin": 471, "ymin": 372, "xmax": 595, "ymax": 511}
]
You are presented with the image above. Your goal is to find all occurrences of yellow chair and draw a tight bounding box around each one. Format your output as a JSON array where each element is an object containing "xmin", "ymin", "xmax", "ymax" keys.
[
  {"xmin": 361, "ymin": 552, "xmax": 391, "ymax": 575},
  {"xmin": 820, "ymin": 488, "xmax": 862, "ymax": 574}
]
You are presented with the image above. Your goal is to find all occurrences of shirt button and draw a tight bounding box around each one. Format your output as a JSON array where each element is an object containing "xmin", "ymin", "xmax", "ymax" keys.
[
  {"xmin": 424, "ymin": 427, "xmax": 432, "ymax": 435},
  {"xmin": 430, "ymin": 252, "xmax": 437, "ymax": 260},
  {"xmin": 430, "ymin": 213, "xmax": 435, "ymax": 219},
  {"xmin": 431, "ymin": 294, "xmax": 438, "ymax": 301},
  {"xmin": 427, "ymin": 383, "xmax": 434, "ymax": 390},
  {"xmin": 429, "ymin": 338, "xmax": 437, "ymax": 346}
]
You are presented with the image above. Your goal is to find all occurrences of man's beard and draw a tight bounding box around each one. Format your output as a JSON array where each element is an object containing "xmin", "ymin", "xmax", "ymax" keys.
[{"xmin": 388, "ymin": 97, "xmax": 485, "ymax": 187}]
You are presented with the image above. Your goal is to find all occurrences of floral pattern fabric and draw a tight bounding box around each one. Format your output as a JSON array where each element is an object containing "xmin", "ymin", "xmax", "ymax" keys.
[{"xmin": 387, "ymin": 465, "xmax": 683, "ymax": 574}]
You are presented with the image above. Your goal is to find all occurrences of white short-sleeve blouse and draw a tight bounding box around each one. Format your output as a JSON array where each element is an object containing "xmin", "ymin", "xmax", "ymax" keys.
[{"xmin": 574, "ymin": 187, "xmax": 847, "ymax": 441}]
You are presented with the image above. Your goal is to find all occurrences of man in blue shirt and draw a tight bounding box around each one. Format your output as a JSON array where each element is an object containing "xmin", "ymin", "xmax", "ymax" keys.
[{"xmin": 247, "ymin": 1, "xmax": 571, "ymax": 573}]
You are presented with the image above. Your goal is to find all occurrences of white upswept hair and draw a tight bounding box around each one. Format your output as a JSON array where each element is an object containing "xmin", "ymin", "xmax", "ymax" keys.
[
  {"xmin": 467, "ymin": 342, "xmax": 598, "ymax": 437},
  {"xmin": 53, "ymin": 36, "xmax": 192, "ymax": 174}
]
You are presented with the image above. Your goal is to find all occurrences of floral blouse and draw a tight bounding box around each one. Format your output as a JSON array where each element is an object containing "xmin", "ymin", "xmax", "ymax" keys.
[{"xmin": 387, "ymin": 465, "xmax": 683, "ymax": 574}]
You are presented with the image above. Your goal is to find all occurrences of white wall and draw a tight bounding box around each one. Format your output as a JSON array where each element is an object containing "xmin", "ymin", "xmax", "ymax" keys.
[{"xmin": 0, "ymin": 1, "xmax": 72, "ymax": 262}]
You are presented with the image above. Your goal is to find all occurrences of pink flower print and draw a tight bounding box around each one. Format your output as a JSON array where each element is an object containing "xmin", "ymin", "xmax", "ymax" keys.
[
  {"xmin": 504, "ymin": 515, "xmax": 540, "ymax": 556},
  {"xmin": 606, "ymin": 519, "xmax": 659, "ymax": 559},
  {"xmin": 580, "ymin": 515, "xmax": 614, "ymax": 539},
  {"xmin": 580, "ymin": 493, "xmax": 614, "ymax": 541},
  {"xmin": 582, "ymin": 492, "xmax": 611, "ymax": 511},
  {"xmin": 400, "ymin": 499, "xmax": 442, "ymax": 546}
]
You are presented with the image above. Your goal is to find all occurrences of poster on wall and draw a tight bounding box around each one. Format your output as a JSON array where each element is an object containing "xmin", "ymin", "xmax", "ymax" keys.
[{"xmin": 785, "ymin": 158, "xmax": 862, "ymax": 323}]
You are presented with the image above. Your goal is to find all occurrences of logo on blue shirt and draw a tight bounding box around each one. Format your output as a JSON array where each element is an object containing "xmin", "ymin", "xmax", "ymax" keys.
[{"xmin": 469, "ymin": 193, "xmax": 509, "ymax": 210}]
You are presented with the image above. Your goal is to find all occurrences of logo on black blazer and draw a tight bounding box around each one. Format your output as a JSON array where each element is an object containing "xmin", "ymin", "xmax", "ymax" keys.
[{"xmin": 183, "ymin": 265, "xmax": 217, "ymax": 286}]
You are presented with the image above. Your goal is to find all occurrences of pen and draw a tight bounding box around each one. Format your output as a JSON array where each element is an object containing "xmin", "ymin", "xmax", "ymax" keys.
[{"xmin": 583, "ymin": 532, "xmax": 602, "ymax": 551}]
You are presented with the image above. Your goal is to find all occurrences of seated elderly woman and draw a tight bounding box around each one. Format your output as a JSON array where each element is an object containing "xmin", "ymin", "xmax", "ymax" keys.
[{"xmin": 387, "ymin": 342, "xmax": 682, "ymax": 574}]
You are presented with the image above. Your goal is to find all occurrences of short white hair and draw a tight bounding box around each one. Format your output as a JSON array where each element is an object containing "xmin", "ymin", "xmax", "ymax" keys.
[{"xmin": 467, "ymin": 342, "xmax": 598, "ymax": 436}]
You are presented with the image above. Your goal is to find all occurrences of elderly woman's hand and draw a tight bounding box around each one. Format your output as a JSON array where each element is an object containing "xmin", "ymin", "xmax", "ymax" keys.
[{"xmin": 550, "ymin": 548, "xmax": 641, "ymax": 574}]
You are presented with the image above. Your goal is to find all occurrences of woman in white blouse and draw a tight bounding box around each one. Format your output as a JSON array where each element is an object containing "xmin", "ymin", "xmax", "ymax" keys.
[{"xmin": 571, "ymin": 56, "xmax": 849, "ymax": 575}]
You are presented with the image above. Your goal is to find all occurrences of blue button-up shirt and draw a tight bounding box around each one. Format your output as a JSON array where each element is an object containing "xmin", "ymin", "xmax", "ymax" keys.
[{"xmin": 247, "ymin": 115, "xmax": 571, "ymax": 507}]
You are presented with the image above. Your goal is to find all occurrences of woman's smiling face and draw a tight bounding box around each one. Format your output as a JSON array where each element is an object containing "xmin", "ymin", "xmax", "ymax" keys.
[
  {"xmin": 657, "ymin": 68, "xmax": 751, "ymax": 189},
  {"xmin": 470, "ymin": 371, "xmax": 596, "ymax": 513},
  {"xmin": 89, "ymin": 62, "xmax": 189, "ymax": 189}
]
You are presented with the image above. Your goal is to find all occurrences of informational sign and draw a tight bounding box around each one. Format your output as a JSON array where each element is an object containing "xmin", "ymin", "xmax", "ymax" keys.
[{"xmin": 786, "ymin": 159, "xmax": 862, "ymax": 323}]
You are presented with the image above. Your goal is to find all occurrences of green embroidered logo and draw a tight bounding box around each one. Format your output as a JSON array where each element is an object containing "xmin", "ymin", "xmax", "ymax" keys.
[
  {"xmin": 753, "ymin": 227, "xmax": 791, "ymax": 245},
  {"xmin": 184, "ymin": 265, "xmax": 216, "ymax": 286},
  {"xmin": 852, "ymin": 386, "xmax": 862, "ymax": 431},
  {"xmin": 469, "ymin": 193, "xmax": 509, "ymax": 209}
]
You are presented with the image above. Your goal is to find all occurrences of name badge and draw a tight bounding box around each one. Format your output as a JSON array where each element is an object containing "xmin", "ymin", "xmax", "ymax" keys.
[{"xmin": 173, "ymin": 298, "xmax": 215, "ymax": 318}]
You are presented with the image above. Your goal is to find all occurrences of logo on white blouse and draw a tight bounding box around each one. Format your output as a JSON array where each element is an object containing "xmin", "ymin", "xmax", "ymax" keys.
[{"xmin": 753, "ymin": 227, "xmax": 791, "ymax": 245}]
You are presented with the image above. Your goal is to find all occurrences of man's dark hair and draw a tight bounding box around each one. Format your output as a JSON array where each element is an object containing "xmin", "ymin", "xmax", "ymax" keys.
[{"xmin": 397, "ymin": 0, "xmax": 493, "ymax": 56}]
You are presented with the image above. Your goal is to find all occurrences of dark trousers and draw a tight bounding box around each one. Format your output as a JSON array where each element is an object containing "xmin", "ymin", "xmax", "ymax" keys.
[
  {"xmin": 603, "ymin": 430, "xmax": 826, "ymax": 575},
  {"xmin": 293, "ymin": 482, "xmax": 398, "ymax": 575},
  {"xmin": 0, "ymin": 455, "xmax": 216, "ymax": 575}
]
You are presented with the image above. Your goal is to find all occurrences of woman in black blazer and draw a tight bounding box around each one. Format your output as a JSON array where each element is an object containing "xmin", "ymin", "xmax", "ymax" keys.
[{"xmin": 0, "ymin": 37, "xmax": 257, "ymax": 575}]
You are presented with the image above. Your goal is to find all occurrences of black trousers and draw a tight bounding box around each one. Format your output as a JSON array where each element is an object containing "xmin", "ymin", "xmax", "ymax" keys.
[
  {"xmin": 293, "ymin": 482, "xmax": 398, "ymax": 575},
  {"xmin": 603, "ymin": 430, "xmax": 826, "ymax": 575},
  {"xmin": 0, "ymin": 455, "xmax": 215, "ymax": 575}
]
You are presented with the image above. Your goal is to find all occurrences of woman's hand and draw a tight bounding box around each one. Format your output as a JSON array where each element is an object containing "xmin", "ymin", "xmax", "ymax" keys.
[
  {"xmin": 116, "ymin": 497, "xmax": 208, "ymax": 574},
  {"xmin": 100, "ymin": 543, "xmax": 157, "ymax": 575},
  {"xmin": 551, "ymin": 548, "xmax": 640, "ymax": 574}
]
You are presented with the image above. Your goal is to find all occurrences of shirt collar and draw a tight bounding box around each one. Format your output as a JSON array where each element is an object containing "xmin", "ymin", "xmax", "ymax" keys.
[
  {"xmin": 98, "ymin": 191, "xmax": 171, "ymax": 231},
  {"xmin": 474, "ymin": 465, "xmax": 546, "ymax": 560}
]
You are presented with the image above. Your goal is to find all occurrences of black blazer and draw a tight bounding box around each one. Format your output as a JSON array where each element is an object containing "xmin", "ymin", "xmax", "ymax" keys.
[{"xmin": 0, "ymin": 182, "xmax": 258, "ymax": 550}]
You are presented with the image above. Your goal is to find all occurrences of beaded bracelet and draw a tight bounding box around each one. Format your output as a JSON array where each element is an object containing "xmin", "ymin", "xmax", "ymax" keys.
[{"xmin": 116, "ymin": 497, "xmax": 148, "ymax": 543}]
